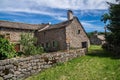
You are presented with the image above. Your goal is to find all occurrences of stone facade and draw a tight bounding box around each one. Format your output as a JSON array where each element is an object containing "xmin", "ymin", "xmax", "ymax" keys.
[
  {"xmin": 66, "ymin": 17, "xmax": 90, "ymax": 49},
  {"xmin": 0, "ymin": 28, "xmax": 34, "ymax": 43},
  {"xmin": 0, "ymin": 28, "xmax": 35, "ymax": 52},
  {"xmin": 0, "ymin": 48, "xmax": 86, "ymax": 80},
  {"xmin": 36, "ymin": 28, "xmax": 67, "ymax": 51},
  {"xmin": 0, "ymin": 21, "xmax": 47, "ymax": 52}
]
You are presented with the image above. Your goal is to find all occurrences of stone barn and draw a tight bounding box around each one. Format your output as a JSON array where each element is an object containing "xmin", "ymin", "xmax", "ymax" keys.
[{"xmin": 36, "ymin": 10, "xmax": 90, "ymax": 51}]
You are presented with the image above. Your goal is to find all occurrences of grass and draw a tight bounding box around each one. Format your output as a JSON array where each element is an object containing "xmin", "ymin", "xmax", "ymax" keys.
[{"xmin": 25, "ymin": 45, "xmax": 120, "ymax": 80}]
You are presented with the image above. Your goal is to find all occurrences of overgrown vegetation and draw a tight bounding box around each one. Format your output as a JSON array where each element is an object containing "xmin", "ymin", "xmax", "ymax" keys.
[
  {"xmin": 0, "ymin": 36, "xmax": 16, "ymax": 59},
  {"xmin": 25, "ymin": 45, "xmax": 120, "ymax": 80},
  {"xmin": 20, "ymin": 33, "xmax": 44, "ymax": 55},
  {"xmin": 101, "ymin": 1, "xmax": 120, "ymax": 54},
  {"xmin": 0, "ymin": 33, "xmax": 44, "ymax": 60}
]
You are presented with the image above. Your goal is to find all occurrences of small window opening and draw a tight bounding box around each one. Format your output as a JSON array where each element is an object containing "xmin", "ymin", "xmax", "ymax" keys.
[{"xmin": 77, "ymin": 30, "xmax": 80, "ymax": 34}]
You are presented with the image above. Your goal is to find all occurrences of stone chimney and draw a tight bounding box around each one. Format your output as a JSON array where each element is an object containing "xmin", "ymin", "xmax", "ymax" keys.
[{"xmin": 67, "ymin": 10, "xmax": 74, "ymax": 20}]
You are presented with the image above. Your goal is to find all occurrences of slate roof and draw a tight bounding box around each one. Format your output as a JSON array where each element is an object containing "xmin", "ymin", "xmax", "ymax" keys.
[
  {"xmin": 38, "ymin": 19, "xmax": 73, "ymax": 32},
  {"xmin": 0, "ymin": 17, "xmax": 85, "ymax": 34},
  {"xmin": 97, "ymin": 35, "xmax": 105, "ymax": 41},
  {"xmin": 0, "ymin": 20, "xmax": 47, "ymax": 30}
]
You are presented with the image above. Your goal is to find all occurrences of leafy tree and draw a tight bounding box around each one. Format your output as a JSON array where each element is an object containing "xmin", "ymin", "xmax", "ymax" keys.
[
  {"xmin": 20, "ymin": 33, "xmax": 44, "ymax": 55},
  {"xmin": 87, "ymin": 32, "xmax": 94, "ymax": 38},
  {"xmin": 101, "ymin": 1, "xmax": 120, "ymax": 54},
  {"xmin": 0, "ymin": 36, "xmax": 16, "ymax": 59}
]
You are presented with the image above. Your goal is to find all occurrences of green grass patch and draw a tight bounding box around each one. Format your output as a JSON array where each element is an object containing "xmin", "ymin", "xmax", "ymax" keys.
[{"xmin": 25, "ymin": 45, "xmax": 120, "ymax": 80}]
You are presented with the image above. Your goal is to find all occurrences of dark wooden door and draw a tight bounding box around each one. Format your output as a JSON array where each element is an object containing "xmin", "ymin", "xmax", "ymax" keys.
[{"xmin": 82, "ymin": 42, "xmax": 87, "ymax": 48}]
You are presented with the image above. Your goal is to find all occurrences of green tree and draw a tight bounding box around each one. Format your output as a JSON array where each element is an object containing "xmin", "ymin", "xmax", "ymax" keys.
[
  {"xmin": 87, "ymin": 32, "xmax": 94, "ymax": 38},
  {"xmin": 0, "ymin": 37, "xmax": 16, "ymax": 59},
  {"xmin": 20, "ymin": 33, "xmax": 44, "ymax": 55},
  {"xmin": 101, "ymin": 1, "xmax": 120, "ymax": 54},
  {"xmin": 87, "ymin": 31, "xmax": 105, "ymax": 38}
]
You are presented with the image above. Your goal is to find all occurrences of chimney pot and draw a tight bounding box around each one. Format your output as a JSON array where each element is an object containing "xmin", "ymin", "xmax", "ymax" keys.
[{"xmin": 67, "ymin": 10, "xmax": 74, "ymax": 20}]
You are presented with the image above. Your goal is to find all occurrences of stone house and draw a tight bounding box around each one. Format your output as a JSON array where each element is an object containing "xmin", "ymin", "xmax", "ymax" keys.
[
  {"xmin": 90, "ymin": 34, "xmax": 105, "ymax": 45},
  {"xmin": 0, "ymin": 10, "xmax": 90, "ymax": 52},
  {"xmin": 36, "ymin": 10, "xmax": 90, "ymax": 51},
  {"xmin": 0, "ymin": 21, "xmax": 47, "ymax": 51}
]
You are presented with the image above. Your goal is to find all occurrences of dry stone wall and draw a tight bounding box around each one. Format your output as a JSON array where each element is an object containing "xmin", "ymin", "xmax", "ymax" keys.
[{"xmin": 0, "ymin": 48, "xmax": 86, "ymax": 80}]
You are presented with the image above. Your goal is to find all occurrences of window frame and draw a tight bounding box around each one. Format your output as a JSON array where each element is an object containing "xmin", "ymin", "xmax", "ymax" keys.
[
  {"xmin": 5, "ymin": 33, "xmax": 10, "ymax": 40},
  {"xmin": 77, "ymin": 30, "xmax": 80, "ymax": 34}
]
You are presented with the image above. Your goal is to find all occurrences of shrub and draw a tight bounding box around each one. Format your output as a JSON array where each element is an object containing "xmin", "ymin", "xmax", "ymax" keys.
[
  {"xmin": 16, "ymin": 51, "xmax": 24, "ymax": 57},
  {"xmin": 0, "ymin": 37, "xmax": 16, "ymax": 59},
  {"xmin": 20, "ymin": 33, "xmax": 44, "ymax": 55}
]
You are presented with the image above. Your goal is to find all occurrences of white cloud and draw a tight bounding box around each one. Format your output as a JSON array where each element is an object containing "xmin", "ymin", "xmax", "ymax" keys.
[
  {"xmin": 34, "ymin": 0, "xmax": 116, "ymax": 10},
  {"xmin": 81, "ymin": 21, "xmax": 104, "ymax": 32},
  {"xmin": 0, "ymin": 8, "xmax": 63, "ymax": 16},
  {"xmin": 0, "ymin": 0, "xmax": 116, "ymax": 21},
  {"xmin": 54, "ymin": 16, "xmax": 67, "ymax": 21},
  {"xmin": 0, "ymin": 0, "xmax": 116, "ymax": 29},
  {"xmin": 83, "ymin": 20, "xmax": 100, "ymax": 23},
  {"xmin": 0, "ymin": 0, "xmax": 116, "ymax": 12},
  {"xmin": 0, "ymin": 0, "xmax": 117, "ymax": 21}
]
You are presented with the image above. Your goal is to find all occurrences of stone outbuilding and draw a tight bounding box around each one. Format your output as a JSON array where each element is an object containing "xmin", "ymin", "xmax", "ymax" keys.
[
  {"xmin": 0, "ymin": 10, "xmax": 90, "ymax": 52},
  {"xmin": 90, "ymin": 34, "xmax": 105, "ymax": 45}
]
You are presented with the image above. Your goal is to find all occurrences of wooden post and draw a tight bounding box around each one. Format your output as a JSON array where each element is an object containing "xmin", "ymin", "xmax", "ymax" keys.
[{"xmin": 104, "ymin": 26, "xmax": 107, "ymax": 37}]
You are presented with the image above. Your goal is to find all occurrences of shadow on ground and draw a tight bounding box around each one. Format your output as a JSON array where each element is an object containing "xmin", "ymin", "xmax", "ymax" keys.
[{"xmin": 86, "ymin": 49, "xmax": 120, "ymax": 59}]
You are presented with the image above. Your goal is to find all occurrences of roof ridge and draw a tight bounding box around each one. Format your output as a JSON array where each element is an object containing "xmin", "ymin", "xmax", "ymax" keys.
[{"xmin": 0, "ymin": 20, "xmax": 48, "ymax": 25}]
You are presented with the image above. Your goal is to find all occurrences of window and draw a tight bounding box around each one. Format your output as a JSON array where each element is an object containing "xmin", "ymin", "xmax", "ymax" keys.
[
  {"xmin": 46, "ymin": 43, "xmax": 48, "ymax": 48},
  {"xmin": 53, "ymin": 41, "xmax": 58, "ymax": 47},
  {"xmin": 46, "ymin": 42, "xmax": 51, "ymax": 48},
  {"xmin": 44, "ymin": 32, "xmax": 46, "ymax": 35},
  {"xmin": 82, "ymin": 42, "xmax": 87, "ymax": 48},
  {"xmin": 53, "ymin": 41, "xmax": 55, "ymax": 47},
  {"xmin": 41, "ymin": 43, "xmax": 44, "ymax": 47},
  {"xmin": 5, "ymin": 33, "xmax": 10, "ymax": 40},
  {"xmin": 77, "ymin": 30, "xmax": 80, "ymax": 34},
  {"xmin": 15, "ymin": 44, "xmax": 20, "ymax": 52}
]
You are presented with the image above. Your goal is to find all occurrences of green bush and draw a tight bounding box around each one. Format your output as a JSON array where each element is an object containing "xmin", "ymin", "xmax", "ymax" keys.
[
  {"xmin": 0, "ymin": 37, "xmax": 16, "ymax": 59},
  {"xmin": 16, "ymin": 51, "xmax": 24, "ymax": 57},
  {"xmin": 20, "ymin": 33, "xmax": 44, "ymax": 55}
]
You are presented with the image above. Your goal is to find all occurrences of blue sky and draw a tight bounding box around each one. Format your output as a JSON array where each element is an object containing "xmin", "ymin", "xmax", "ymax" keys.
[{"xmin": 0, "ymin": 0, "xmax": 117, "ymax": 32}]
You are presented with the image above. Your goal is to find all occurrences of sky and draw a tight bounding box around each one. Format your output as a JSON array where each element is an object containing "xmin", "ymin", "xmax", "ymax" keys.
[{"xmin": 0, "ymin": 0, "xmax": 117, "ymax": 32}]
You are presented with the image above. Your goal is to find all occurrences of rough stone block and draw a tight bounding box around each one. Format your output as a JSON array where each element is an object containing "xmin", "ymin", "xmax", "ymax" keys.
[
  {"xmin": 0, "ymin": 77, "xmax": 3, "ymax": 80},
  {"xmin": 3, "ymin": 74, "xmax": 13, "ymax": 80},
  {"xmin": 5, "ymin": 64, "xmax": 13, "ymax": 69},
  {"xmin": 32, "ymin": 66, "xmax": 37, "ymax": 70}
]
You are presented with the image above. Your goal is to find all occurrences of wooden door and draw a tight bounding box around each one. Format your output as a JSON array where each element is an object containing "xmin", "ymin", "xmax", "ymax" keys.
[{"xmin": 15, "ymin": 44, "xmax": 20, "ymax": 52}]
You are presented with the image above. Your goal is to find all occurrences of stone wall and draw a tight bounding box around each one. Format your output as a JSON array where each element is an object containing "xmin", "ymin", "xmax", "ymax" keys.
[
  {"xmin": 36, "ymin": 28, "xmax": 67, "ymax": 51},
  {"xmin": 0, "ymin": 48, "xmax": 87, "ymax": 80}
]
